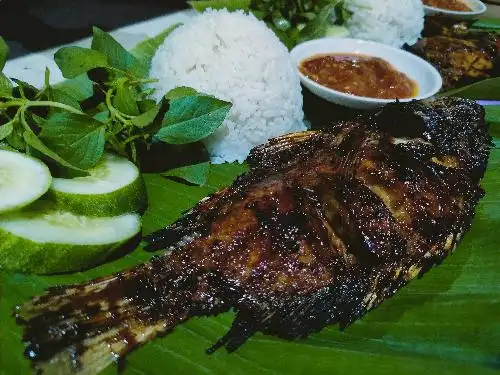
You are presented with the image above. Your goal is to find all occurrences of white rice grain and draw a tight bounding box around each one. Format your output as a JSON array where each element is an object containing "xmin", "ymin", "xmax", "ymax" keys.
[{"xmin": 149, "ymin": 9, "xmax": 306, "ymax": 163}]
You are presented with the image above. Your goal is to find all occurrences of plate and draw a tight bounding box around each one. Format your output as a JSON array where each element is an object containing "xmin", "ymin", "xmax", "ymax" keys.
[
  {"xmin": 290, "ymin": 38, "xmax": 442, "ymax": 109},
  {"xmin": 423, "ymin": 0, "xmax": 487, "ymax": 19}
]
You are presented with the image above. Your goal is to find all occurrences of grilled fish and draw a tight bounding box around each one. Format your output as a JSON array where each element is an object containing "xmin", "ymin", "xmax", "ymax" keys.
[
  {"xmin": 407, "ymin": 18, "xmax": 500, "ymax": 90},
  {"xmin": 16, "ymin": 98, "xmax": 492, "ymax": 375}
]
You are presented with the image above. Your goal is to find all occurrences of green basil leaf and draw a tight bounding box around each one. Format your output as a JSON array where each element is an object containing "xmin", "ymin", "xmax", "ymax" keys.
[
  {"xmin": 11, "ymin": 78, "xmax": 38, "ymax": 100},
  {"xmin": 91, "ymin": 27, "xmax": 142, "ymax": 77},
  {"xmin": 165, "ymin": 86, "xmax": 199, "ymax": 100},
  {"xmin": 93, "ymin": 110, "xmax": 110, "ymax": 123},
  {"xmin": 138, "ymin": 99, "xmax": 157, "ymax": 113},
  {"xmin": 131, "ymin": 24, "xmax": 181, "ymax": 77},
  {"xmin": 48, "ymin": 88, "xmax": 82, "ymax": 111},
  {"xmin": 438, "ymin": 78, "xmax": 500, "ymax": 100},
  {"xmin": 23, "ymin": 130, "xmax": 84, "ymax": 171},
  {"xmin": 0, "ymin": 73, "xmax": 12, "ymax": 96},
  {"xmin": 156, "ymin": 95, "xmax": 231, "ymax": 145},
  {"xmin": 53, "ymin": 74, "xmax": 94, "ymax": 102},
  {"xmin": 0, "ymin": 36, "xmax": 9, "ymax": 71},
  {"xmin": 189, "ymin": 0, "xmax": 251, "ymax": 12},
  {"xmin": 299, "ymin": 3, "xmax": 338, "ymax": 42},
  {"xmin": 40, "ymin": 112, "xmax": 106, "ymax": 170},
  {"xmin": 132, "ymin": 106, "xmax": 160, "ymax": 128},
  {"xmin": 113, "ymin": 84, "xmax": 140, "ymax": 116},
  {"xmin": 162, "ymin": 162, "xmax": 210, "ymax": 186},
  {"xmin": 0, "ymin": 122, "xmax": 13, "ymax": 141},
  {"xmin": 6, "ymin": 121, "xmax": 26, "ymax": 151},
  {"xmin": 54, "ymin": 46, "xmax": 108, "ymax": 79}
]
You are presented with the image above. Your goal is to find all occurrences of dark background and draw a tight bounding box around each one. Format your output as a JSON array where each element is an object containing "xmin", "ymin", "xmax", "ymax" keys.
[{"xmin": 0, "ymin": 0, "xmax": 189, "ymax": 58}]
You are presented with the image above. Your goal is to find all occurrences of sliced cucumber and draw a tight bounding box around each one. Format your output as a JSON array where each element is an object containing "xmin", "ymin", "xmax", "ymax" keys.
[
  {"xmin": 0, "ymin": 150, "xmax": 52, "ymax": 214},
  {"xmin": 0, "ymin": 208, "xmax": 141, "ymax": 274},
  {"xmin": 49, "ymin": 154, "xmax": 147, "ymax": 217}
]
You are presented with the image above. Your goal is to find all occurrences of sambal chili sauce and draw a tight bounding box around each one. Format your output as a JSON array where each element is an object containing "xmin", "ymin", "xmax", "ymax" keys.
[
  {"xmin": 423, "ymin": 0, "xmax": 472, "ymax": 12},
  {"xmin": 299, "ymin": 54, "xmax": 418, "ymax": 100}
]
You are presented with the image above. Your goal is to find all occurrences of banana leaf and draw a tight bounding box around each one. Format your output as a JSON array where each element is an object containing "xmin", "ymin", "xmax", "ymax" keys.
[
  {"xmin": 1, "ymin": 136, "xmax": 499, "ymax": 375},
  {"xmin": 1, "ymin": 27, "xmax": 499, "ymax": 375}
]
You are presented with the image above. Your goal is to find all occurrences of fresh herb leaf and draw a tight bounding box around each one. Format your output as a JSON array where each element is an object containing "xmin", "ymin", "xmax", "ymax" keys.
[
  {"xmin": 54, "ymin": 74, "xmax": 94, "ymax": 102},
  {"xmin": 11, "ymin": 78, "xmax": 38, "ymax": 100},
  {"xmin": 49, "ymin": 88, "xmax": 82, "ymax": 111},
  {"xmin": 0, "ymin": 36, "xmax": 9, "ymax": 71},
  {"xmin": 162, "ymin": 162, "xmax": 210, "ymax": 186},
  {"xmin": 138, "ymin": 99, "xmax": 157, "ymax": 113},
  {"xmin": 113, "ymin": 83, "xmax": 140, "ymax": 116},
  {"xmin": 40, "ymin": 112, "xmax": 106, "ymax": 170},
  {"xmin": 132, "ymin": 106, "xmax": 160, "ymax": 128},
  {"xmin": 0, "ymin": 122, "xmax": 13, "ymax": 141},
  {"xmin": 131, "ymin": 24, "xmax": 181, "ymax": 77},
  {"xmin": 156, "ymin": 95, "xmax": 231, "ymax": 145},
  {"xmin": 0, "ymin": 73, "xmax": 12, "ymax": 96},
  {"xmin": 91, "ymin": 27, "xmax": 142, "ymax": 77},
  {"xmin": 23, "ymin": 130, "xmax": 84, "ymax": 171},
  {"xmin": 299, "ymin": 3, "xmax": 338, "ymax": 42},
  {"xmin": 165, "ymin": 86, "xmax": 199, "ymax": 100},
  {"xmin": 439, "ymin": 78, "xmax": 500, "ymax": 100},
  {"xmin": 188, "ymin": 0, "xmax": 251, "ymax": 12},
  {"xmin": 54, "ymin": 46, "xmax": 108, "ymax": 79}
]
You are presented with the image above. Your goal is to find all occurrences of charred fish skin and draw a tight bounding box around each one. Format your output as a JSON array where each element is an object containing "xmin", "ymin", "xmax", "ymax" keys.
[{"xmin": 15, "ymin": 98, "xmax": 491, "ymax": 375}]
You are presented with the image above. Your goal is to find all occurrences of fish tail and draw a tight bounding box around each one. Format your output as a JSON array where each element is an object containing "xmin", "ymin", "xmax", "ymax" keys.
[{"xmin": 15, "ymin": 256, "xmax": 206, "ymax": 375}]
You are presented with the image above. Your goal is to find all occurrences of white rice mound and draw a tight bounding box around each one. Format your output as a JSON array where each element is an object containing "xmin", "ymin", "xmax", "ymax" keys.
[
  {"xmin": 149, "ymin": 9, "xmax": 306, "ymax": 163},
  {"xmin": 345, "ymin": 0, "xmax": 424, "ymax": 48}
]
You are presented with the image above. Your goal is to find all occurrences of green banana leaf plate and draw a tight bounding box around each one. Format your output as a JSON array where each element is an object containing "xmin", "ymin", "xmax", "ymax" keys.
[{"xmin": 0, "ymin": 26, "xmax": 499, "ymax": 375}]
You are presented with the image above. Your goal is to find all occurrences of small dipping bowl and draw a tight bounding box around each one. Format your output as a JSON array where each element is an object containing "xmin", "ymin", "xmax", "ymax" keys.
[
  {"xmin": 290, "ymin": 38, "xmax": 443, "ymax": 110},
  {"xmin": 423, "ymin": 0, "xmax": 487, "ymax": 19}
]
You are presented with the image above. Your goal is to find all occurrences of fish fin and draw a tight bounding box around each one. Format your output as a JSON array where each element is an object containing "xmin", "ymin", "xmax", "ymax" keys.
[
  {"xmin": 16, "ymin": 258, "xmax": 200, "ymax": 375},
  {"xmin": 247, "ymin": 131, "xmax": 322, "ymax": 171}
]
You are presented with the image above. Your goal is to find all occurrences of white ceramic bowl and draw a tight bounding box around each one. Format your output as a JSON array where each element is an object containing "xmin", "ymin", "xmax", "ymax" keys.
[
  {"xmin": 290, "ymin": 38, "xmax": 443, "ymax": 110},
  {"xmin": 423, "ymin": 0, "xmax": 487, "ymax": 19}
]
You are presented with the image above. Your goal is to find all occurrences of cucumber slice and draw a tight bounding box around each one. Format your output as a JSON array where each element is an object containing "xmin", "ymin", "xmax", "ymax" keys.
[
  {"xmin": 49, "ymin": 154, "xmax": 147, "ymax": 217},
  {"xmin": 0, "ymin": 150, "xmax": 52, "ymax": 214},
  {"xmin": 0, "ymin": 209, "xmax": 141, "ymax": 274}
]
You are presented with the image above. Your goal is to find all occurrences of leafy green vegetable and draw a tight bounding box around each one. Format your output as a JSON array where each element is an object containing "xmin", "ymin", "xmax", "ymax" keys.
[
  {"xmin": 54, "ymin": 74, "xmax": 94, "ymax": 102},
  {"xmin": 163, "ymin": 162, "xmax": 211, "ymax": 185},
  {"xmin": 156, "ymin": 95, "xmax": 231, "ymax": 144},
  {"xmin": 299, "ymin": 3, "xmax": 339, "ymax": 42},
  {"xmin": 439, "ymin": 78, "xmax": 500, "ymax": 100},
  {"xmin": 189, "ymin": 0, "xmax": 347, "ymax": 49},
  {"xmin": 0, "ymin": 73, "xmax": 12, "ymax": 96},
  {"xmin": 48, "ymin": 88, "xmax": 82, "ymax": 111},
  {"xmin": 165, "ymin": 86, "xmax": 199, "ymax": 100},
  {"xmin": 0, "ymin": 36, "xmax": 9, "ymax": 71},
  {"xmin": 0, "ymin": 122, "xmax": 13, "ymax": 141},
  {"xmin": 131, "ymin": 106, "xmax": 160, "ymax": 128},
  {"xmin": 54, "ymin": 46, "xmax": 108, "ymax": 79},
  {"xmin": 91, "ymin": 27, "xmax": 143, "ymax": 78},
  {"xmin": 0, "ymin": 27, "xmax": 232, "ymax": 173},
  {"xmin": 23, "ymin": 130, "xmax": 84, "ymax": 171},
  {"xmin": 40, "ymin": 113, "xmax": 106, "ymax": 170},
  {"xmin": 188, "ymin": 0, "xmax": 251, "ymax": 12},
  {"xmin": 112, "ymin": 82, "xmax": 140, "ymax": 116}
]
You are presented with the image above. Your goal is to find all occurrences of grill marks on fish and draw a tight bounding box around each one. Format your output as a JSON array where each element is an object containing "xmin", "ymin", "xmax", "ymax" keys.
[{"xmin": 15, "ymin": 98, "xmax": 492, "ymax": 375}]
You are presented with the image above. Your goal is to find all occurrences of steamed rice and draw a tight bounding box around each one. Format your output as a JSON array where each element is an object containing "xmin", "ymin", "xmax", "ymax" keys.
[
  {"xmin": 149, "ymin": 9, "xmax": 306, "ymax": 163},
  {"xmin": 345, "ymin": 0, "xmax": 425, "ymax": 48}
]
